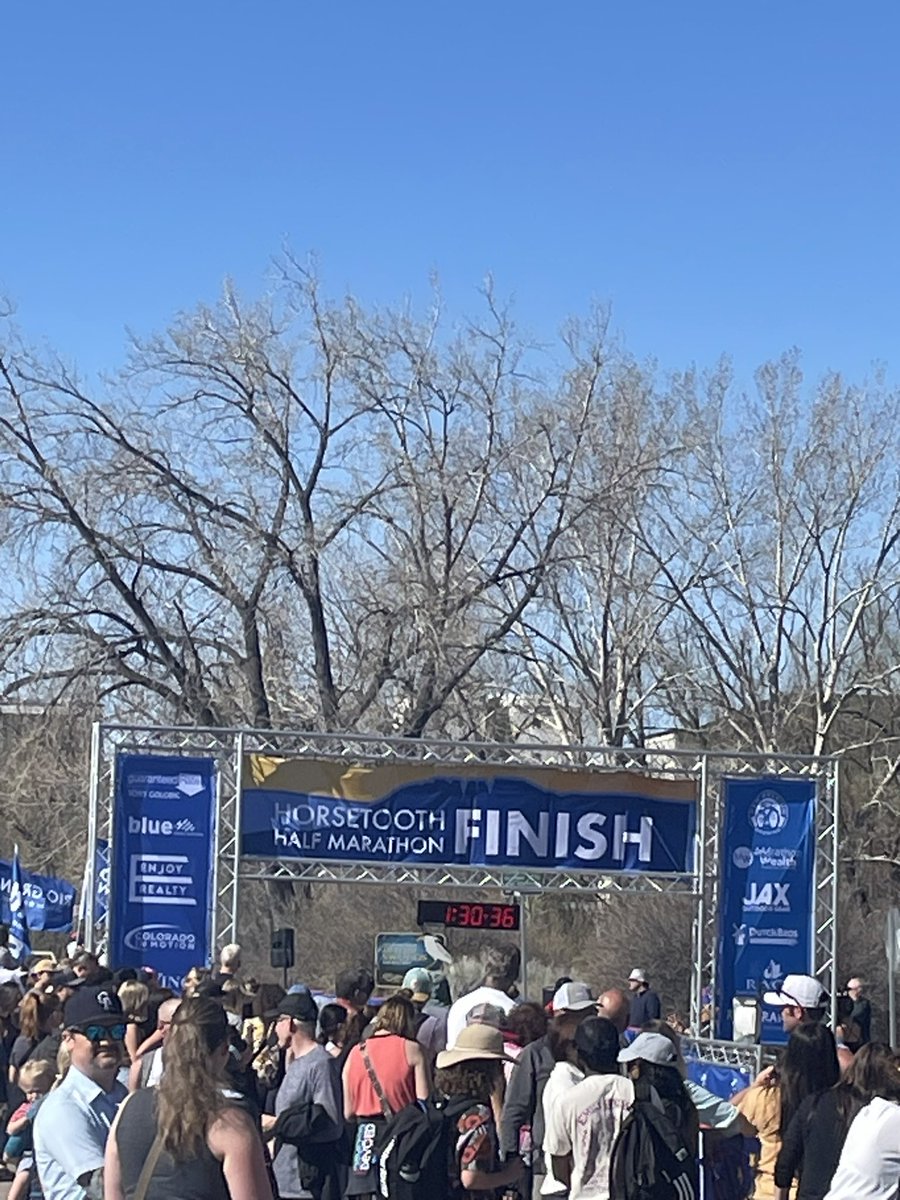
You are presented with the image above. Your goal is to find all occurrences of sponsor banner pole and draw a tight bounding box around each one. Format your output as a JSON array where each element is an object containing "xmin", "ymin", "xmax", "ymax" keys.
[
  {"xmin": 886, "ymin": 907, "xmax": 898, "ymax": 1051},
  {"xmin": 716, "ymin": 776, "xmax": 817, "ymax": 1045},
  {"xmin": 520, "ymin": 892, "xmax": 527, "ymax": 1002},
  {"xmin": 231, "ymin": 732, "xmax": 246, "ymax": 947},
  {"xmin": 86, "ymin": 721, "xmax": 102, "ymax": 951},
  {"xmin": 210, "ymin": 762, "xmax": 223, "ymax": 952},
  {"xmin": 9, "ymin": 847, "xmax": 31, "ymax": 963},
  {"xmin": 110, "ymin": 754, "xmax": 217, "ymax": 992},
  {"xmin": 829, "ymin": 767, "xmax": 841, "ymax": 1026},
  {"xmin": 691, "ymin": 754, "xmax": 709, "ymax": 1033}
]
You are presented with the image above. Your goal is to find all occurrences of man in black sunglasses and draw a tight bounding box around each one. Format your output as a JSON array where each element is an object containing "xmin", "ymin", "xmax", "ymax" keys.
[{"xmin": 33, "ymin": 984, "xmax": 129, "ymax": 1200}]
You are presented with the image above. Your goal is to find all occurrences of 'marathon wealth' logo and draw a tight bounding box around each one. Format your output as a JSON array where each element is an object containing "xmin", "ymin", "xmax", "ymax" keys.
[{"xmin": 733, "ymin": 845, "xmax": 799, "ymax": 871}]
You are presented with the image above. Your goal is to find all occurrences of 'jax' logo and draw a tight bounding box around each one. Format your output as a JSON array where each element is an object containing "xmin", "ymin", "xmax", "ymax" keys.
[
  {"xmin": 743, "ymin": 882, "xmax": 791, "ymax": 912},
  {"xmin": 750, "ymin": 790, "xmax": 789, "ymax": 834}
]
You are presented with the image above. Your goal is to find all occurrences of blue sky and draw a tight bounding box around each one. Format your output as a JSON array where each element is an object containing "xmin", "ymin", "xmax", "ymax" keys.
[{"xmin": 3, "ymin": 1, "xmax": 899, "ymax": 385}]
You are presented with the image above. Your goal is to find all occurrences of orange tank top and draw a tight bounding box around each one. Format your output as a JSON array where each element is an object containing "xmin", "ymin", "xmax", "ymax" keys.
[{"xmin": 345, "ymin": 1033, "xmax": 417, "ymax": 1117}]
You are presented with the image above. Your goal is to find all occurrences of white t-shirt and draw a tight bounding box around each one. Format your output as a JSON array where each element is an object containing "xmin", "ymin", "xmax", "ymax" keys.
[
  {"xmin": 825, "ymin": 1098, "xmax": 900, "ymax": 1200},
  {"xmin": 445, "ymin": 986, "xmax": 516, "ymax": 1048},
  {"xmin": 543, "ymin": 1072, "xmax": 635, "ymax": 1200},
  {"xmin": 540, "ymin": 1061, "xmax": 585, "ymax": 1194},
  {"xmin": 146, "ymin": 1047, "xmax": 164, "ymax": 1086}
]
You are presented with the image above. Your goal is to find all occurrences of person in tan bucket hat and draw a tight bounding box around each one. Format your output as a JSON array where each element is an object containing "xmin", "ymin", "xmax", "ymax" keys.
[
  {"xmin": 434, "ymin": 1024, "xmax": 526, "ymax": 1195},
  {"xmin": 436, "ymin": 1021, "xmax": 517, "ymax": 1069}
]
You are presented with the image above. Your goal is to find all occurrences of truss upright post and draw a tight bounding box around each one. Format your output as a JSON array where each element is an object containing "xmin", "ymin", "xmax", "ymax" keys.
[
  {"xmin": 691, "ymin": 753, "xmax": 709, "ymax": 1033},
  {"xmin": 230, "ymin": 732, "xmax": 246, "ymax": 951},
  {"xmin": 85, "ymin": 721, "xmax": 102, "ymax": 953},
  {"xmin": 831, "ymin": 763, "xmax": 840, "ymax": 1019},
  {"xmin": 209, "ymin": 762, "xmax": 224, "ymax": 954}
]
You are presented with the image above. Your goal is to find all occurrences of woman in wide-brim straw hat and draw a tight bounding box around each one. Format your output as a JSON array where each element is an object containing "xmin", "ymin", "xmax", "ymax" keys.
[{"xmin": 434, "ymin": 1022, "xmax": 526, "ymax": 1196}]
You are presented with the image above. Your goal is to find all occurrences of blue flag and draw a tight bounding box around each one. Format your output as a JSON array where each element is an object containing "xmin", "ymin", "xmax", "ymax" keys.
[
  {"xmin": 9, "ymin": 848, "xmax": 31, "ymax": 964},
  {"xmin": 0, "ymin": 861, "xmax": 76, "ymax": 933}
]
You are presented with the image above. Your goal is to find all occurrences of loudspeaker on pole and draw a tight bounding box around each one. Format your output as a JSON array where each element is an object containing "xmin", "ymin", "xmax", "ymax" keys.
[{"xmin": 270, "ymin": 927, "xmax": 295, "ymax": 970}]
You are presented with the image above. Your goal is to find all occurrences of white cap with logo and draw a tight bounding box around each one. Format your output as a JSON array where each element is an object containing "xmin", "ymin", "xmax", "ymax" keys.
[{"xmin": 762, "ymin": 973, "xmax": 828, "ymax": 1010}]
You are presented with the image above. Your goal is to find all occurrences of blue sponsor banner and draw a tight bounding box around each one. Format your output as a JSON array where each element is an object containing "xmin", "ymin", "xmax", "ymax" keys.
[
  {"xmin": 716, "ymin": 776, "xmax": 816, "ymax": 1045},
  {"xmin": 241, "ymin": 758, "xmax": 697, "ymax": 873},
  {"xmin": 111, "ymin": 755, "xmax": 216, "ymax": 992},
  {"xmin": 95, "ymin": 839, "xmax": 110, "ymax": 924},
  {"xmin": 78, "ymin": 839, "xmax": 110, "ymax": 931},
  {"xmin": 0, "ymin": 861, "xmax": 76, "ymax": 933}
]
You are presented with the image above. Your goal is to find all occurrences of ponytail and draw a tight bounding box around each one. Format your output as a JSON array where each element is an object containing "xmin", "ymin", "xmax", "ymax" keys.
[{"xmin": 156, "ymin": 998, "xmax": 230, "ymax": 1159}]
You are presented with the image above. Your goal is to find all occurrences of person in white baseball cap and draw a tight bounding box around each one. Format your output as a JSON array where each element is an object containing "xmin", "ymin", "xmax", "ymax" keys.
[
  {"xmin": 763, "ymin": 973, "xmax": 828, "ymax": 1033},
  {"xmin": 500, "ymin": 981, "xmax": 598, "ymax": 1198},
  {"xmin": 627, "ymin": 969, "xmax": 661, "ymax": 1028}
]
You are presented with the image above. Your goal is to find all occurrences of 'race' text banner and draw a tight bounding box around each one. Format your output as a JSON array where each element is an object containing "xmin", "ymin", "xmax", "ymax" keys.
[{"xmin": 241, "ymin": 758, "xmax": 697, "ymax": 874}]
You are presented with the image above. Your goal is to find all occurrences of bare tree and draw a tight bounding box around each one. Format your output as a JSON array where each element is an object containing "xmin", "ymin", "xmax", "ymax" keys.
[
  {"xmin": 6, "ymin": 271, "xmax": 900, "ymax": 999},
  {"xmin": 506, "ymin": 344, "xmax": 689, "ymax": 745},
  {"xmin": 638, "ymin": 353, "xmax": 900, "ymax": 756},
  {"xmin": 0, "ymin": 267, "xmax": 611, "ymax": 737}
]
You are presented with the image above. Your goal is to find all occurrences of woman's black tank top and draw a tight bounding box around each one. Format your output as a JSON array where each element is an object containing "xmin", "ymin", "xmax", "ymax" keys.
[{"xmin": 115, "ymin": 1087, "xmax": 230, "ymax": 1200}]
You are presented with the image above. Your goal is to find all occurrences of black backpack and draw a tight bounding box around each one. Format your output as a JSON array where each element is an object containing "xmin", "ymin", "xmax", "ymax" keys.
[
  {"xmin": 610, "ymin": 1097, "xmax": 699, "ymax": 1200},
  {"xmin": 374, "ymin": 1095, "xmax": 473, "ymax": 1200}
]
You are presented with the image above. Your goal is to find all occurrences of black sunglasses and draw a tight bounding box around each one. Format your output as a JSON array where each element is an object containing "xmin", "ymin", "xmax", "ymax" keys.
[{"xmin": 76, "ymin": 1023, "xmax": 127, "ymax": 1043}]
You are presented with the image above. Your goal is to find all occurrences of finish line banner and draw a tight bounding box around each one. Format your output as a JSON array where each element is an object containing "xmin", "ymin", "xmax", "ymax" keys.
[
  {"xmin": 716, "ymin": 776, "xmax": 816, "ymax": 1045},
  {"xmin": 241, "ymin": 758, "xmax": 697, "ymax": 873},
  {"xmin": 110, "ymin": 755, "xmax": 216, "ymax": 991}
]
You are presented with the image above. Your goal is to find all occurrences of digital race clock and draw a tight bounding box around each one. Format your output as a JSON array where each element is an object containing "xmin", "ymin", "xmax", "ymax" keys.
[{"xmin": 417, "ymin": 899, "xmax": 521, "ymax": 930}]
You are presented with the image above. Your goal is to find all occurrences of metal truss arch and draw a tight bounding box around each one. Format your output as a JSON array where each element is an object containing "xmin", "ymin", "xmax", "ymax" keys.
[{"xmin": 87, "ymin": 722, "xmax": 839, "ymax": 1032}]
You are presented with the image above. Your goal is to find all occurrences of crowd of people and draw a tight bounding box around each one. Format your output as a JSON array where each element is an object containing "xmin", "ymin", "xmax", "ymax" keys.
[{"xmin": 0, "ymin": 931, "xmax": 894, "ymax": 1200}]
